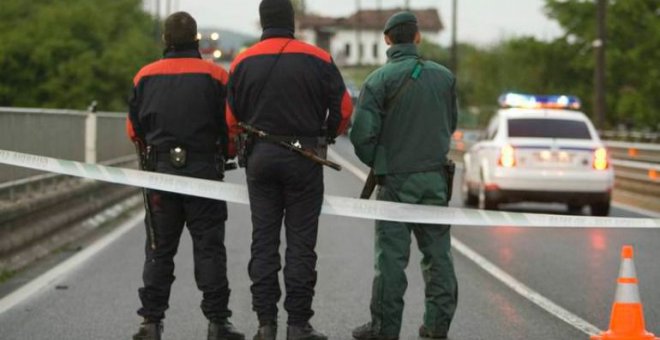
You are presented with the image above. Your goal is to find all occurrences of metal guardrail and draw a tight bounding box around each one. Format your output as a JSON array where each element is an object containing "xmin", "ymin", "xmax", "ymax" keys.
[
  {"xmin": 600, "ymin": 130, "xmax": 659, "ymax": 143},
  {"xmin": 0, "ymin": 106, "xmax": 133, "ymax": 187},
  {"xmin": 604, "ymin": 141, "xmax": 660, "ymax": 164},
  {"xmin": 612, "ymin": 159, "xmax": 660, "ymax": 181}
]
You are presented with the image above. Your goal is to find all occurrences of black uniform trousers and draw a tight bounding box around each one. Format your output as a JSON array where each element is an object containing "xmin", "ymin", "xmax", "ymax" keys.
[
  {"xmin": 246, "ymin": 142, "xmax": 324, "ymax": 326},
  {"xmin": 138, "ymin": 161, "xmax": 231, "ymax": 322}
]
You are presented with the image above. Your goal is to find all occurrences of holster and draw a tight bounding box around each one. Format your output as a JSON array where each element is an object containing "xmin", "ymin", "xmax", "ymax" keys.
[
  {"xmin": 444, "ymin": 159, "xmax": 456, "ymax": 202},
  {"xmin": 314, "ymin": 136, "xmax": 329, "ymax": 159},
  {"xmin": 236, "ymin": 133, "xmax": 254, "ymax": 168},
  {"xmin": 214, "ymin": 153, "xmax": 226, "ymax": 180},
  {"xmin": 143, "ymin": 145, "xmax": 156, "ymax": 172}
]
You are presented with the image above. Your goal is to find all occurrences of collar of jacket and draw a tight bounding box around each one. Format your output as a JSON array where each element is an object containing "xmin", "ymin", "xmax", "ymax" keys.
[
  {"xmin": 163, "ymin": 41, "xmax": 202, "ymax": 59},
  {"xmin": 261, "ymin": 28, "xmax": 295, "ymax": 40},
  {"xmin": 386, "ymin": 43, "xmax": 419, "ymax": 62}
]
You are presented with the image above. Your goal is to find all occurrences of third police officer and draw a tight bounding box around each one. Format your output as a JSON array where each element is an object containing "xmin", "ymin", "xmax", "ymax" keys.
[{"xmin": 349, "ymin": 11, "xmax": 459, "ymax": 340}]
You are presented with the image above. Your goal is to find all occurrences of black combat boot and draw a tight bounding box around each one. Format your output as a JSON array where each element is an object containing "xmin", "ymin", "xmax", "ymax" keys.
[
  {"xmin": 132, "ymin": 319, "xmax": 163, "ymax": 340},
  {"xmin": 286, "ymin": 323, "xmax": 327, "ymax": 340},
  {"xmin": 208, "ymin": 319, "xmax": 246, "ymax": 340},
  {"xmin": 418, "ymin": 325, "xmax": 447, "ymax": 339},
  {"xmin": 351, "ymin": 322, "xmax": 398, "ymax": 340},
  {"xmin": 253, "ymin": 320, "xmax": 277, "ymax": 340}
]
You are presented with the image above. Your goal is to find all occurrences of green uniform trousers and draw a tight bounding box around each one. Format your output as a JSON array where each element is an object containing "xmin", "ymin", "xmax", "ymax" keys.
[{"xmin": 369, "ymin": 171, "xmax": 458, "ymax": 337}]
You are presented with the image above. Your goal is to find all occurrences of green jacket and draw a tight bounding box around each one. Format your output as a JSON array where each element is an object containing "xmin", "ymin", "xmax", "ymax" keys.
[{"xmin": 350, "ymin": 44, "xmax": 458, "ymax": 176}]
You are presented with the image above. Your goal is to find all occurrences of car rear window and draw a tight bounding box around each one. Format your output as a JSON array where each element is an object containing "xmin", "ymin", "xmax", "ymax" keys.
[{"xmin": 507, "ymin": 118, "xmax": 592, "ymax": 139}]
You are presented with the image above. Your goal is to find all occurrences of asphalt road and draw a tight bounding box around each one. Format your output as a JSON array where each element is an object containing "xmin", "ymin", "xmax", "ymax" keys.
[{"xmin": 0, "ymin": 136, "xmax": 658, "ymax": 340}]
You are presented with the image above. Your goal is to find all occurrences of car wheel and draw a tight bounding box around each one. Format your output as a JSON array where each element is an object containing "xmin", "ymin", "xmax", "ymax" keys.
[
  {"xmin": 461, "ymin": 175, "xmax": 478, "ymax": 207},
  {"xmin": 567, "ymin": 204, "xmax": 583, "ymax": 215},
  {"xmin": 478, "ymin": 180, "xmax": 497, "ymax": 210},
  {"xmin": 590, "ymin": 201, "xmax": 610, "ymax": 216}
]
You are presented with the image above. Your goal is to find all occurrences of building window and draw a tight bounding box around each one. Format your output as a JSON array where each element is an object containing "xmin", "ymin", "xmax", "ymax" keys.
[
  {"xmin": 345, "ymin": 43, "xmax": 351, "ymax": 57},
  {"xmin": 358, "ymin": 43, "xmax": 364, "ymax": 59},
  {"xmin": 373, "ymin": 43, "xmax": 379, "ymax": 58}
]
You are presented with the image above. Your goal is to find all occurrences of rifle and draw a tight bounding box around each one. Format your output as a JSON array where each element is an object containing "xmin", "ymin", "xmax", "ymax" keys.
[
  {"xmin": 238, "ymin": 122, "xmax": 342, "ymax": 171},
  {"xmin": 360, "ymin": 169, "xmax": 378, "ymax": 199},
  {"xmin": 133, "ymin": 140, "xmax": 157, "ymax": 250}
]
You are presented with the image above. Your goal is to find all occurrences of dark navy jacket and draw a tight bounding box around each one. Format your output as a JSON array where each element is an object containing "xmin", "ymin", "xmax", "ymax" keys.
[
  {"xmin": 227, "ymin": 30, "xmax": 352, "ymax": 146},
  {"xmin": 127, "ymin": 49, "xmax": 229, "ymax": 155}
]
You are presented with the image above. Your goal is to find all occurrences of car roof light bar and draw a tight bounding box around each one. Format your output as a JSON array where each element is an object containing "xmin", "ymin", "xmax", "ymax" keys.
[{"xmin": 498, "ymin": 93, "xmax": 581, "ymax": 110}]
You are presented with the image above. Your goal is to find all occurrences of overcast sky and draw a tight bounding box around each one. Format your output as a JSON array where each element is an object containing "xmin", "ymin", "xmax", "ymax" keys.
[{"xmin": 149, "ymin": 0, "xmax": 564, "ymax": 46}]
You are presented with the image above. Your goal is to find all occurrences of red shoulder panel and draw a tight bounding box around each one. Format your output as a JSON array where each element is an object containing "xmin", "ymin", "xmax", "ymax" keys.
[
  {"xmin": 231, "ymin": 38, "xmax": 332, "ymax": 72},
  {"xmin": 134, "ymin": 58, "xmax": 228, "ymax": 85}
]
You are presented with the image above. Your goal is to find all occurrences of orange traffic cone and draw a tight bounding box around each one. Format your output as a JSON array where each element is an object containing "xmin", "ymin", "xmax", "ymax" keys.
[{"xmin": 591, "ymin": 245, "xmax": 659, "ymax": 340}]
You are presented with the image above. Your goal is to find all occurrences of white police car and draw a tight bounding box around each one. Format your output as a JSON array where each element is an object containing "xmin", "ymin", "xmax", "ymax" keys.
[{"xmin": 461, "ymin": 93, "xmax": 614, "ymax": 216}]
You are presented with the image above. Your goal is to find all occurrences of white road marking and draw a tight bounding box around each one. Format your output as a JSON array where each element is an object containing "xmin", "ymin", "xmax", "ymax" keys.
[
  {"xmin": 0, "ymin": 212, "xmax": 143, "ymax": 315},
  {"xmin": 327, "ymin": 148, "xmax": 367, "ymax": 181},
  {"xmin": 328, "ymin": 147, "xmax": 602, "ymax": 336},
  {"xmin": 451, "ymin": 238, "xmax": 601, "ymax": 335}
]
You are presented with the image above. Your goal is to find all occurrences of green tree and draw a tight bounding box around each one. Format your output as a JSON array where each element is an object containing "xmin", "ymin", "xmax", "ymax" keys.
[
  {"xmin": 0, "ymin": 0, "xmax": 160, "ymax": 111},
  {"xmin": 545, "ymin": 0, "xmax": 660, "ymax": 129},
  {"xmin": 451, "ymin": 0, "xmax": 658, "ymax": 129}
]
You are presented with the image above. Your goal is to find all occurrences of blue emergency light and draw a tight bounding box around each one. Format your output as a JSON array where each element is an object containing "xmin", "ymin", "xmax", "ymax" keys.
[{"xmin": 498, "ymin": 93, "xmax": 581, "ymax": 110}]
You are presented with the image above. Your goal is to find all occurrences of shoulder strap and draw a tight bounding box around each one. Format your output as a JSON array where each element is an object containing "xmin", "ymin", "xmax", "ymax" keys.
[
  {"xmin": 248, "ymin": 39, "xmax": 294, "ymax": 125},
  {"xmin": 384, "ymin": 58, "xmax": 424, "ymax": 110},
  {"xmin": 377, "ymin": 58, "xmax": 424, "ymax": 146}
]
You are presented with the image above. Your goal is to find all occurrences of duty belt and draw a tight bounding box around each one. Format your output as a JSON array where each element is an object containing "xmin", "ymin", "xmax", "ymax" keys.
[
  {"xmin": 155, "ymin": 151, "xmax": 216, "ymax": 161},
  {"xmin": 153, "ymin": 146, "xmax": 217, "ymax": 168},
  {"xmin": 256, "ymin": 135, "xmax": 320, "ymax": 148}
]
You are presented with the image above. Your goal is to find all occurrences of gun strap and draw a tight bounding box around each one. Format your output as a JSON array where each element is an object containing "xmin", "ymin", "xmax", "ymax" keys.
[
  {"xmin": 248, "ymin": 38, "xmax": 294, "ymax": 126},
  {"xmin": 372, "ymin": 57, "xmax": 424, "ymax": 171},
  {"xmin": 384, "ymin": 57, "xmax": 424, "ymax": 110}
]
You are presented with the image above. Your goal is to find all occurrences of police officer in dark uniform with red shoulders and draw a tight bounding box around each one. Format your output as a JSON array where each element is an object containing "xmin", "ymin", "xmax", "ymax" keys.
[
  {"xmin": 127, "ymin": 11, "xmax": 244, "ymax": 340},
  {"xmin": 226, "ymin": 0, "xmax": 353, "ymax": 339}
]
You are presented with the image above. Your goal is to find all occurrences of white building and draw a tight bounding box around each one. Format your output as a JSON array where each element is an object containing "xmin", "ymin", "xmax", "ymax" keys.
[{"xmin": 298, "ymin": 8, "xmax": 444, "ymax": 66}]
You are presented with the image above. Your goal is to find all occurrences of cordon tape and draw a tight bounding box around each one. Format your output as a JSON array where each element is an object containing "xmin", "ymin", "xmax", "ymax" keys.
[{"xmin": 1, "ymin": 148, "xmax": 659, "ymax": 229}]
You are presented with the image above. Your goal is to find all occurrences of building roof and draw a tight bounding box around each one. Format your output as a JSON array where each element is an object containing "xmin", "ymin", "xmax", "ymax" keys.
[{"xmin": 300, "ymin": 8, "xmax": 443, "ymax": 32}]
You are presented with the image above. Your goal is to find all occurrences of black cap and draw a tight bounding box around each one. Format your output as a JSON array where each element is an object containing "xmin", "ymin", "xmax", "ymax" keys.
[
  {"xmin": 259, "ymin": 0, "xmax": 295, "ymax": 32},
  {"xmin": 164, "ymin": 12, "xmax": 198, "ymax": 46}
]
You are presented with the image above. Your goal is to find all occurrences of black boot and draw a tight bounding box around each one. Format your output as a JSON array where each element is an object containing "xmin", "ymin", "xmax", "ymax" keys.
[
  {"xmin": 418, "ymin": 325, "xmax": 447, "ymax": 339},
  {"xmin": 132, "ymin": 319, "xmax": 163, "ymax": 340},
  {"xmin": 253, "ymin": 320, "xmax": 277, "ymax": 340},
  {"xmin": 351, "ymin": 322, "xmax": 398, "ymax": 340},
  {"xmin": 286, "ymin": 323, "xmax": 327, "ymax": 340},
  {"xmin": 208, "ymin": 319, "xmax": 246, "ymax": 340}
]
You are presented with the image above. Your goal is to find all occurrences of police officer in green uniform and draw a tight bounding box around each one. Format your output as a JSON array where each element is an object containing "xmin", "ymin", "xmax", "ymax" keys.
[{"xmin": 350, "ymin": 11, "xmax": 458, "ymax": 340}]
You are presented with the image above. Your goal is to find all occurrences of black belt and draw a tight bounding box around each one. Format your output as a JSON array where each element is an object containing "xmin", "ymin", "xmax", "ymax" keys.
[
  {"xmin": 152, "ymin": 145, "xmax": 216, "ymax": 153},
  {"xmin": 155, "ymin": 151, "xmax": 216, "ymax": 162},
  {"xmin": 256, "ymin": 135, "xmax": 320, "ymax": 147}
]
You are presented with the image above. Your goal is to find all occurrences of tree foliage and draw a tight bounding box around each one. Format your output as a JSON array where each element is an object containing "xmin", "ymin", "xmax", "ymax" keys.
[
  {"xmin": 448, "ymin": 0, "xmax": 659, "ymax": 129},
  {"xmin": 545, "ymin": 0, "xmax": 659, "ymax": 129},
  {"xmin": 0, "ymin": 0, "xmax": 160, "ymax": 111}
]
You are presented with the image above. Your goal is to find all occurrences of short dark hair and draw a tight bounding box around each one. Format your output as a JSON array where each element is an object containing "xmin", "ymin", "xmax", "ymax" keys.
[
  {"xmin": 164, "ymin": 12, "xmax": 197, "ymax": 46},
  {"xmin": 386, "ymin": 23, "xmax": 419, "ymax": 44}
]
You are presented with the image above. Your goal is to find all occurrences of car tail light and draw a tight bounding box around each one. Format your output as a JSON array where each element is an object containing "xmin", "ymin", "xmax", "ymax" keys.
[
  {"xmin": 498, "ymin": 145, "xmax": 516, "ymax": 168},
  {"xmin": 593, "ymin": 147, "xmax": 609, "ymax": 170}
]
